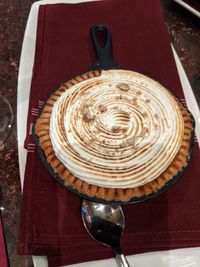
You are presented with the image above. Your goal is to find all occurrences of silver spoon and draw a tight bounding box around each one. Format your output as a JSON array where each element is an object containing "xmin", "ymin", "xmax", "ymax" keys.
[{"xmin": 81, "ymin": 199, "xmax": 131, "ymax": 267}]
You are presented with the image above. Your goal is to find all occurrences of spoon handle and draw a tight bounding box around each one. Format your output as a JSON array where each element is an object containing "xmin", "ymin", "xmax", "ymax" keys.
[{"xmin": 112, "ymin": 246, "xmax": 131, "ymax": 267}]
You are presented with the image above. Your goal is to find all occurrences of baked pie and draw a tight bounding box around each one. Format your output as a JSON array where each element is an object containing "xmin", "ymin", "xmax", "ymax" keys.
[{"xmin": 34, "ymin": 69, "xmax": 194, "ymax": 202}]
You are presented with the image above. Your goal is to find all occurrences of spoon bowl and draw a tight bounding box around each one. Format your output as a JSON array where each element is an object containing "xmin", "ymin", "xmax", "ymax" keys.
[{"xmin": 81, "ymin": 199, "xmax": 130, "ymax": 267}]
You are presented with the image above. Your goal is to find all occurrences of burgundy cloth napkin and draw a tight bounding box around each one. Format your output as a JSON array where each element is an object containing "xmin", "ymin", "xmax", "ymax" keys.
[
  {"xmin": 0, "ymin": 215, "xmax": 8, "ymax": 267},
  {"xmin": 18, "ymin": 0, "xmax": 200, "ymax": 266}
]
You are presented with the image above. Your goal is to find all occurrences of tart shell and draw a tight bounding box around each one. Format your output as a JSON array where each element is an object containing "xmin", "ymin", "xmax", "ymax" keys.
[{"xmin": 33, "ymin": 70, "xmax": 195, "ymax": 203}]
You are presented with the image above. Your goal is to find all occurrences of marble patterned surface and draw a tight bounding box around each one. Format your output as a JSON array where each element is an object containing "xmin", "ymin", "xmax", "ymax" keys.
[{"xmin": 0, "ymin": 1, "xmax": 199, "ymax": 266}]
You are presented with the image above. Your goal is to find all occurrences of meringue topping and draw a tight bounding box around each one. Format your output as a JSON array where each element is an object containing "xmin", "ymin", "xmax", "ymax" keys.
[{"xmin": 50, "ymin": 70, "xmax": 184, "ymax": 189}]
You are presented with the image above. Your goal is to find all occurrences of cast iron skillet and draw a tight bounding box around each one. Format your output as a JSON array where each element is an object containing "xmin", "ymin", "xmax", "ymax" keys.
[{"xmin": 32, "ymin": 25, "xmax": 195, "ymax": 204}]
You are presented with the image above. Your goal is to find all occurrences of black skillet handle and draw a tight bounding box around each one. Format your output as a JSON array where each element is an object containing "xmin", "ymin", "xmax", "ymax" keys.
[{"xmin": 90, "ymin": 25, "xmax": 121, "ymax": 70}]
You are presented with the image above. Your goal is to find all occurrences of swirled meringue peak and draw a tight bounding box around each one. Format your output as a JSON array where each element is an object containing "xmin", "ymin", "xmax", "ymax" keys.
[{"xmin": 50, "ymin": 70, "xmax": 184, "ymax": 189}]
